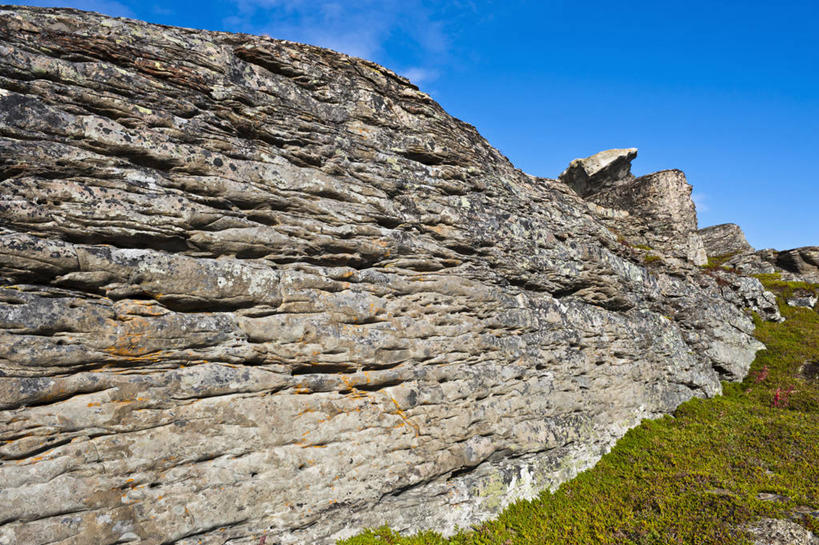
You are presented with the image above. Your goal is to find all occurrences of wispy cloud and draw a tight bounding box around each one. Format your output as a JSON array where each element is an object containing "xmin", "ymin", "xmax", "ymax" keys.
[
  {"xmin": 401, "ymin": 67, "xmax": 440, "ymax": 85},
  {"xmin": 14, "ymin": 0, "xmax": 135, "ymax": 18},
  {"xmin": 223, "ymin": 0, "xmax": 450, "ymax": 85},
  {"xmin": 150, "ymin": 4, "xmax": 174, "ymax": 16},
  {"xmin": 692, "ymin": 191, "xmax": 710, "ymax": 213}
]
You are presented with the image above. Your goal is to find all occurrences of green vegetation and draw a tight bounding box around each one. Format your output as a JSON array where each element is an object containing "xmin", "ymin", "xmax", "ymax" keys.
[
  {"xmin": 754, "ymin": 273, "xmax": 819, "ymax": 301},
  {"xmin": 339, "ymin": 279, "xmax": 819, "ymax": 545},
  {"xmin": 701, "ymin": 252, "xmax": 739, "ymax": 271},
  {"xmin": 643, "ymin": 254, "xmax": 662, "ymax": 265}
]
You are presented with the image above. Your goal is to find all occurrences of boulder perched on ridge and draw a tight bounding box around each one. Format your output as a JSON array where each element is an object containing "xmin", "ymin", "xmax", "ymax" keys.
[{"xmin": 558, "ymin": 147, "xmax": 637, "ymax": 198}]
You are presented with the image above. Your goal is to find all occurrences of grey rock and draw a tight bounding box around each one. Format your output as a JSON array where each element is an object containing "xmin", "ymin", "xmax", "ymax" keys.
[
  {"xmin": 708, "ymin": 271, "xmax": 783, "ymax": 322},
  {"xmin": 699, "ymin": 236, "xmax": 819, "ymax": 310},
  {"xmin": 774, "ymin": 247, "xmax": 819, "ymax": 283},
  {"xmin": 723, "ymin": 252, "xmax": 778, "ymax": 276},
  {"xmin": 744, "ymin": 518, "xmax": 819, "ymax": 545},
  {"xmin": 743, "ymin": 246, "xmax": 819, "ymax": 283},
  {"xmin": 576, "ymin": 167, "xmax": 708, "ymax": 266},
  {"xmin": 787, "ymin": 290, "xmax": 818, "ymax": 309},
  {"xmin": 0, "ymin": 7, "xmax": 775, "ymax": 545},
  {"xmin": 558, "ymin": 148, "xmax": 637, "ymax": 198},
  {"xmin": 694, "ymin": 225, "xmax": 783, "ymax": 318},
  {"xmin": 699, "ymin": 223, "xmax": 754, "ymax": 256},
  {"xmin": 696, "ymin": 223, "xmax": 775, "ymax": 275}
]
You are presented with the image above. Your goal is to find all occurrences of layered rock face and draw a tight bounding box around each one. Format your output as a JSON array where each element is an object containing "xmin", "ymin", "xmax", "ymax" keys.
[
  {"xmin": 0, "ymin": 8, "xmax": 774, "ymax": 545},
  {"xmin": 560, "ymin": 149, "xmax": 707, "ymax": 266},
  {"xmin": 699, "ymin": 223, "xmax": 819, "ymax": 284},
  {"xmin": 772, "ymin": 247, "xmax": 819, "ymax": 283},
  {"xmin": 699, "ymin": 223, "xmax": 753, "ymax": 257}
]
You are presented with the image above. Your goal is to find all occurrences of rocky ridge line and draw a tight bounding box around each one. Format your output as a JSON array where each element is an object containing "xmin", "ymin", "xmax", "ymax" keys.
[{"xmin": 698, "ymin": 223, "xmax": 819, "ymax": 285}]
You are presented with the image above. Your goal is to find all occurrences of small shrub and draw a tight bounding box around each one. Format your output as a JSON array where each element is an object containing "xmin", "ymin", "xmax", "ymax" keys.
[
  {"xmin": 771, "ymin": 385, "xmax": 795, "ymax": 408},
  {"xmin": 753, "ymin": 366, "xmax": 769, "ymax": 383}
]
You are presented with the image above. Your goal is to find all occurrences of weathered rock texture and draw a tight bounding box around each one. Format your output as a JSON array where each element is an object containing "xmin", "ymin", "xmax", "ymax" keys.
[
  {"xmin": 699, "ymin": 223, "xmax": 753, "ymax": 257},
  {"xmin": 787, "ymin": 290, "xmax": 818, "ymax": 309},
  {"xmin": 558, "ymin": 148, "xmax": 637, "ymax": 198},
  {"xmin": 561, "ymin": 149, "xmax": 707, "ymax": 267},
  {"xmin": 0, "ymin": 7, "xmax": 776, "ymax": 545},
  {"xmin": 771, "ymin": 247, "xmax": 819, "ymax": 283},
  {"xmin": 744, "ymin": 518, "xmax": 819, "ymax": 545},
  {"xmin": 698, "ymin": 223, "xmax": 819, "ymax": 284}
]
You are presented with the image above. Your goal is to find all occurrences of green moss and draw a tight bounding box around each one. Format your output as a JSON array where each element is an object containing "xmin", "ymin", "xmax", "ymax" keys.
[
  {"xmin": 753, "ymin": 273, "xmax": 818, "ymax": 301},
  {"xmin": 643, "ymin": 254, "xmax": 662, "ymax": 265},
  {"xmin": 701, "ymin": 252, "xmax": 739, "ymax": 271},
  {"xmin": 478, "ymin": 473, "xmax": 508, "ymax": 511},
  {"xmin": 635, "ymin": 244, "xmax": 654, "ymax": 251},
  {"xmin": 339, "ymin": 278, "xmax": 819, "ymax": 545},
  {"xmin": 754, "ymin": 272, "xmax": 782, "ymax": 283}
]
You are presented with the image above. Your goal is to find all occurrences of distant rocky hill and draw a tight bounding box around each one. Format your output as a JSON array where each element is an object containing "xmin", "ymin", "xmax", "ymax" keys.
[
  {"xmin": 0, "ymin": 7, "xmax": 802, "ymax": 545},
  {"xmin": 699, "ymin": 223, "xmax": 819, "ymax": 284}
]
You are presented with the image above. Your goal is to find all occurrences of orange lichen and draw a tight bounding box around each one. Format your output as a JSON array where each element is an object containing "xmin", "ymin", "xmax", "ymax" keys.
[{"xmin": 390, "ymin": 397, "xmax": 420, "ymax": 437}]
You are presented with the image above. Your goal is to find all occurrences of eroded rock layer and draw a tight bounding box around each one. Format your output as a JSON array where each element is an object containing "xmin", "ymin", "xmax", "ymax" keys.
[
  {"xmin": 0, "ymin": 7, "xmax": 773, "ymax": 545},
  {"xmin": 560, "ymin": 149, "xmax": 707, "ymax": 267},
  {"xmin": 698, "ymin": 223, "xmax": 819, "ymax": 285},
  {"xmin": 771, "ymin": 247, "xmax": 819, "ymax": 283},
  {"xmin": 699, "ymin": 223, "xmax": 753, "ymax": 257}
]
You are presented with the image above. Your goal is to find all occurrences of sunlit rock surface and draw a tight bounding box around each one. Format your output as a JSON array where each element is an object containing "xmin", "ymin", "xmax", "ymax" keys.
[
  {"xmin": 558, "ymin": 147, "xmax": 637, "ymax": 198},
  {"xmin": 0, "ymin": 7, "xmax": 776, "ymax": 544},
  {"xmin": 698, "ymin": 223, "xmax": 819, "ymax": 284},
  {"xmin": 699, "ymin": 223, "xmax": 753, "ymax": 257}
]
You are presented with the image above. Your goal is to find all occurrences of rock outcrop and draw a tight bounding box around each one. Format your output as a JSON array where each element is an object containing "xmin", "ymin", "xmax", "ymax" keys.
[
  {"xmin": 787, "ymin": 290, "xmax": 818, "ymax": 309},
  {"xmin": 558, "ymin": 148, "xmax": 637, "ymax": 197},
  {"xmin": 589, "ymin": 169, "xmax": 708, "ymax": 266},
  {"xmin": 561, "ymin": 149, "xmax": 707, "ymax": 266},
  {"xmin": 770, "ymin": 247, "xmax": 819, "ymax": 283},
  {"xmin": 0, "ymin": 7, "xmax": 777, "ymax": 545},
  {"xmin": 699, "ymin": 223, "xmax": 753, "ymax": 257},
  {"xmin": 745, "ymin": 518, "xmax": 819, "ymax": 545},
  {"xmin": 698, "ymin": 223, "xmax": 819, "ymax": 285}
]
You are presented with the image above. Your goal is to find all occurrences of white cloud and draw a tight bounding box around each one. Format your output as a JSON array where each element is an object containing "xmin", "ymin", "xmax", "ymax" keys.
[
  {"xmin": 223, "ymin": 0, "xmax": 447, "ymax": 73},
  {"xmin": 401, "ymin": 67, "xmax": 439, "ymax": 85},
  {"xmin": 151, "ymin": 5, "xmax": 174, "ymax": 16},
  {"xmin": 15, "ymin": 0, "xmax": 135, "ymax": 18},
  {"xmin": 692, "ymin": 191, "xmax": 710, "ymax": 213}
]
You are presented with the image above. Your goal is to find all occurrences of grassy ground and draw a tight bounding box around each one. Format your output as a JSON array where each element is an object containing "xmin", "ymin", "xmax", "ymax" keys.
[
  {"xmin": 339, "ymin": 279, "xmax": 819, "ymax": 545},
  {"xmin": 702, "ymin": 252, "xmax": 740, "ymax": 270}
]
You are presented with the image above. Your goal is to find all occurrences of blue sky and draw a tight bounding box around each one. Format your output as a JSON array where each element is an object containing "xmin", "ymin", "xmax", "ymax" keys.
[{"xmin": 14, "ymin": 0, "xmax": 819, "ymax": 249}]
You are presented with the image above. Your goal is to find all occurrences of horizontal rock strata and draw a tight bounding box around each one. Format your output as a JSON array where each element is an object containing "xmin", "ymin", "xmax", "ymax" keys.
[
  {"xmin": 698, "ymin": 223, "xmax": 819, "ymax": 284},
  {"xmin": 0, "ymin": 7, "xmax": 776, "ymax": 545},
  {"xmin": 559, "ymin": 149, "xmax": 707, "ymax": 267},
  {"xmin": 699, "ymin": 223, "xmax": 753, "ymax": 257},
  {"xmin": 772, "ymin": 247, "xmax": 819, "ymax": 283}
]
